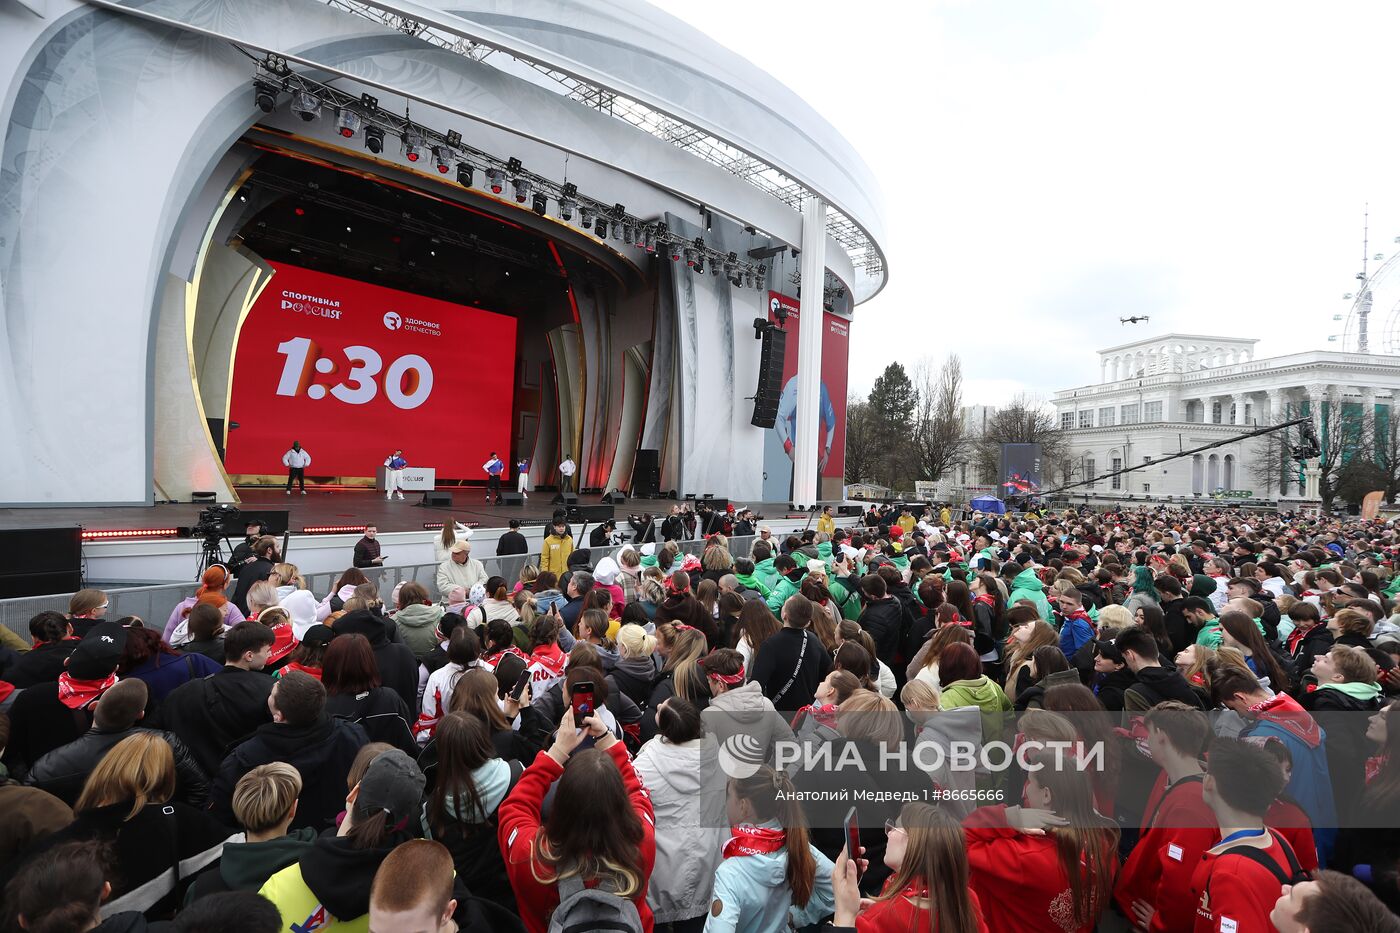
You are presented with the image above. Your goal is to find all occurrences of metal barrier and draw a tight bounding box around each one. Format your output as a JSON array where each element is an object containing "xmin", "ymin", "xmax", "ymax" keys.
[{"xmin": 1, "ymin": 536, "xmax": 757, "ymax": 642}]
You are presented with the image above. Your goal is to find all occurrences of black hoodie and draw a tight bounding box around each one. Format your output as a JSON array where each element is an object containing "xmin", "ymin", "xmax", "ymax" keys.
[
  {"xmin": 332, "ymin": 609, "xmax": 420, "ymax": 711},
  {"xmin": 157, "ymin": 665, "xmax": 275, "ymax": 774},
  {"xmin": 210, "ymin": 714, "xmax": 369, "ymax": 832},
  {"xmin": 1123, "ymin": 665, "xmax": 1205, "ymax": 711},
  {"xmin": 857, "ymin": 598, "xmax": 903, "ymax": 664},
  {"xmin": 279, "ymin": 834, "xmax": 398, "ymax": 924}
]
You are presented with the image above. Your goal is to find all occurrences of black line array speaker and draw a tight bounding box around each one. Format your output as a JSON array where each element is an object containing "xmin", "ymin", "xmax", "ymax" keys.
[
  {"xmin": 632, "ymin": 448, "xmax": 661, "ymax": 498},
  {"xmin": 568, "ymin": 504, "xmax": 616, "ymax": 523},
  {"xmin": 0, "ymin": 526, "xmax": 82, "ymax": 598},
  {"xmin": 421, "ymin": 491, "xmax": 453, "ymax": 507},
  {"xmin": 500, "ymin": 491, "xmax": 524, "ymax": 506},
  {"xmin": 750, "ymin": 326, "xmax": 787, "ymax": 428}
]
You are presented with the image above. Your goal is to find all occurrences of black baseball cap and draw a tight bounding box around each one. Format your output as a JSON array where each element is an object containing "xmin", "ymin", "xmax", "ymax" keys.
[{"xmin": 67, "ymin": 622, "xmax": 127, "ymax": 680}]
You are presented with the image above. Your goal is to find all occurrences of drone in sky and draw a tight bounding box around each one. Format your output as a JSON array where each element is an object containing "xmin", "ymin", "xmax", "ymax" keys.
[{"xmin": 1120, "ymin": 315, "xmax": 1150, "ymax": 325}]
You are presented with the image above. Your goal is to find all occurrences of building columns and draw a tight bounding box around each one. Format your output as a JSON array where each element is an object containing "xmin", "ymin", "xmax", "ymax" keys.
[
  {"xmin": 791, "ymin": 195, "xmax": 826, "ymax": 509},
  {"xmin": 1233, "ymin": 393, "xmax": 1248, "ymax": 425}
]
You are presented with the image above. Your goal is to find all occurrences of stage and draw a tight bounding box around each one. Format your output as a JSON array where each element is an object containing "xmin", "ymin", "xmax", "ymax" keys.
[{"xmin": 0, "ymin": 488, "xmax": 816, "ymax": 538}]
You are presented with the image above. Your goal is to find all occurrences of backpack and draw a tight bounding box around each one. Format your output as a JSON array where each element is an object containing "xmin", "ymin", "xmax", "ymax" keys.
[
  {"xmin": 547, "ymin": 875, "xmax": 644, "ymax": 933},
  {"xmin": 1206, "ymin": 830, "xmax": 1308, "ymax": 897}
]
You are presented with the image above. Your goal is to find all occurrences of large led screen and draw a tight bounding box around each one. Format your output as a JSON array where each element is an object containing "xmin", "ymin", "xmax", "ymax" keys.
[{"xmin": 225, "ymin": 263, "xmax": 516, "ymax": 479}]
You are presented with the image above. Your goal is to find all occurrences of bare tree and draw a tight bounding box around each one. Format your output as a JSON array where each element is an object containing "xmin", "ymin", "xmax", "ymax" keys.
[
  {"xmin": 1248, "ymin": 427, "xmax": 1297, "ymax": 498},
  {"xmin": 973, "ymin": 394, "xmax": 1066, "ymax": 486},
  {"xmin": 1316, "ymin": 401, "xmax": 1372, "ymax": 509},
  {"xmin": 912, "ymin": 355, "xmax": 966, "ymax": 483},
  {"xmin": 844, "ymin": 395, "xmax": 878, "ymax": 486},
  {"xmin": 1373, "ymin": 410, "xmax": 1400, "ymax": 504}
]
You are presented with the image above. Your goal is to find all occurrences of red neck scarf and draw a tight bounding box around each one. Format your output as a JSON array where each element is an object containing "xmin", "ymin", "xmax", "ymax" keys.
[
  {"xmin": 57, "ymin": 671, "xmax": 118, "ymax": 709},
  {"xmin": 267, "ymin": 625, "xmax": 297, "ymax": 665},
  {"xmin": 1366, "ymin": 753, "xmax": 1388, "ymax": 786},
  {"xmin": 973, "ymin": 593, "xmax": 996, "ymax": 607},
  {"xmin": 1249, "ymin": 693, "xmax": 1322, "ymax": 748},
  {"xmin": 723, "ymin": 823, "xmax": 786, "ymax": 859},
  {"xmin": 0, "ymin": 681, "xmax": 13, "ymax": 704}
]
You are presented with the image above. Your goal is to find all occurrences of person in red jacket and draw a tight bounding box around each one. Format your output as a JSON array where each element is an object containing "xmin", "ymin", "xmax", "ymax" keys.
[
  {"xmin": 1115, "ymin": 701, "xmax": 1218, "ymax": 933},
  {"xmin": 829, "ymin": 802, "xmax": 988, "ymax": 932},
  {"xmin": 1189, "ymin": 737, "xmax": 1309, "ymax": 933},
  {"xmin": 497, "ymin": 705, "xmax": 656, "ymax": 933},
  {"xmin": 964, "ymin": 746, "xmax": 1119, "ymax": 932}
]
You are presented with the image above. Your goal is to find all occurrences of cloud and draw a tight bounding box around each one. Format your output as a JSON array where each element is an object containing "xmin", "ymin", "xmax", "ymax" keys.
[{"xmin": 664, "ymin": 1, "xmax": 1400, "ymax": 404}]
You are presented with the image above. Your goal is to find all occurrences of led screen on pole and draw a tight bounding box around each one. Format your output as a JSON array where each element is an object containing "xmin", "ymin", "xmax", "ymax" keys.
[
  {"xmin": 225, "ymin": 263, "xmax": 516, "ymax": 479},
  {"xmin": 767, "ymin": 291, "xmax": 850, "ymax": 479},
  {"xmin": 999, "ymin": 443, "xmax": 1043, "ymax": 497}
]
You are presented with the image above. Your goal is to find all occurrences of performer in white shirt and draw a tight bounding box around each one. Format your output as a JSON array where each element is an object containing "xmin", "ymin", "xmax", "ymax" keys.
[
  {"xmin": 558, "ymin": 454, "xmax": 577, "ymax": 494},
  {"xmin": 384, "ymin": 450, "xmax": 408, "ymax": 500},
  {"xmin": 516, "ymin": 457, "xmax": 530, "ymax": 500},
  {"xmin": 282, "ymin": 441, "xmax": 311, "ymax": 495}
]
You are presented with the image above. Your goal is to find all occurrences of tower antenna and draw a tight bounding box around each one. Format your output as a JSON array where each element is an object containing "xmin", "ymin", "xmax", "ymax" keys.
[{"xmin": 1357, "ymin": 204, "xmax": 1372, "ymax": 353}]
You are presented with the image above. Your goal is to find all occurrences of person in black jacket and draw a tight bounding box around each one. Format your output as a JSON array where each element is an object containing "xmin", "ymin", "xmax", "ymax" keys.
[
  {"xmin": 158, "ymin": 622, "xmax": 277, "ymax": 775},
  {"xmin": 330, "ymin": 609, "xmax": 420, "ymax": 712},
  {"xmin": 855, "ymin": 574, "xmax": 902, "ymax": 665},
  {"xmin": 1153, "ymin": 575, "xmax": 1192, "ymax": 654},
  {"xmin": 4, "ymin": 611, "xmax": 77, "ymax": 688},
  {"xmin": 1302, "ymin": 645, "xmax": 1385, "ymax": 824},
  {"xmin": 749, "ymin": 594, "xmax": 833, "ymax": 713},
  {"xmin": 321, "ymin": 633, "xmax": 417, "ymax": 758},
  {"xmin": 495, "ymin": 519, "xmax": 529, "ymax": 556},
  {"xmin": 210, "ymin": 671, "xmax": 369, "ymax": 831},
  {"xmin": 352, "ymin": 525, "xmax": 384, "ymax": 569},
  {"xmin": 28, "ymin": 678, "xmax": 209, "ymax": 807},
  {"xmin": 1284, "ymin": 601, "xmax": 1334, "ymax": 677},
  {"xmin": 231, "ymin": 536, "xmax": 280, "ymax": 616},
  {"xmin": 660, "ymin": 505, "xmax": 686, "ymax": 542},
  {"xmin": 1116, "ymin": 626, "xmax": 1205, "ymax": 712},
  {"xmin": 4, "ymin": 622, "xmax": 127, "ymax": 774}
]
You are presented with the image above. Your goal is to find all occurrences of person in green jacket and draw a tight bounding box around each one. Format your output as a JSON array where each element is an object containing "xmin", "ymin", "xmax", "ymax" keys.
[
  {"xmin": 752, "ymin": 540, "xmax": 781, "ymax": 593},
  {"xmin": 1006, "ymin": 565, "xmax": 1053, "ymax": 622},
  {"xmin": 936, "ymin": 643, "xmax": 1012, "ymax": 743},
  {"xmin": 733, "ymin": 558, "xmax": 771, "ymax": 598},
  {"xmin": 764, "ymin": 555, "xmax": 802, "ymax": 613}
]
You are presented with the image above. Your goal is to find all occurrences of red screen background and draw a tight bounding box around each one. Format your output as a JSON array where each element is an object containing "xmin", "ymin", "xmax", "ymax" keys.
[
  {"xmin": 768, "ymin": 291, "xmax": 850, "ymax": 478},
  {"xmin": 225, "ymin": 263, "xmax": 516, "ymax": 480}
]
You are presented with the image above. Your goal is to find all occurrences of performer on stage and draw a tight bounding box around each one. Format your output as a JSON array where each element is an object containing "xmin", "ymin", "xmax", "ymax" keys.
[
  {"xmin": 516, "ymin": 457, "xmax": 530, "ymax": 500},
  {"xmin": 282, "ymin": 441, "xmax": 311, "ymax": 495},
  {"xmin": 384, "ymin": 449, "xmax": 408, "ymax": 501},
  {"xmin": 483, "ymin": 452, "xmax": 505, "ymax": 504},
  {"xmin": 558, "ymin": 454, "xmax": 577, "ymax": 495}
]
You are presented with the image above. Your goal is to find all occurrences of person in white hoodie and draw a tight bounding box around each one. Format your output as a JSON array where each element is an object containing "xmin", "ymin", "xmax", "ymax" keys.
[
  {"xmin": 280, "ymin": 589, "xmax": 320, "ymax": 641},
  {"xmin": 633, "ymin": 698, "xmax": 727, "ymax": 931},
  {"xmin": 705, "ymin": 766, "xmax": 835, "ymax": 933}
]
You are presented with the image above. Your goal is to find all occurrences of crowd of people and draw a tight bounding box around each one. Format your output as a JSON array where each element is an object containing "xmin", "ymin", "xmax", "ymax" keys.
[{"xmin": 2, "ymin": 501, "xmax": 1400, "ymax": 931}]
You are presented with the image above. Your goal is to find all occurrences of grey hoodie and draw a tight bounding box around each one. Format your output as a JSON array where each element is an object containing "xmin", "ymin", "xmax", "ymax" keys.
[
  {"xmin": 701, "ymin": 681, "xmax": 797, "ymax": 772},
  {"xmin": 632, "ymin": 735, "xmax": 727, "ymax": 923}
]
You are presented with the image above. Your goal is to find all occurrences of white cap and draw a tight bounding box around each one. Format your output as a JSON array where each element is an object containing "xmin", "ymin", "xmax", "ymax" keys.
[{"xmin": 806, "ymin": 559, "xmax": 827, "ymax": 576}]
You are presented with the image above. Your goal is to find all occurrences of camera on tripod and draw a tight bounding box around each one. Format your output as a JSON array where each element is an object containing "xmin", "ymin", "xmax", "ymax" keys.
[{"xmin": 191, "ymin": 504, "xmax": 243, "ymax": 540}]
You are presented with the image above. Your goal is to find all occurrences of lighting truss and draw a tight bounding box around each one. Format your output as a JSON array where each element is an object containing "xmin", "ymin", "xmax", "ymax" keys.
[
  {"xmin": 319, "ymin": 0, "xmax": 882, "ymax": 280},
  {"xmin": 252, "ymin": 60, "xmax": 767, "ymax": 284}
]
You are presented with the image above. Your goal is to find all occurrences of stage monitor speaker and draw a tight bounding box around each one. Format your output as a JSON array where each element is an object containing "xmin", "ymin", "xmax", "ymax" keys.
[
  {"xmin": 421, "ymin": 491, "xmax": 453, "ymax": 507},
  {"xmin": 602, "ymin": 490, "xmax": 627, "ymax": 504},
  {"xmin": 701, "ymin": 497, "xmax": 729, "ymax": 512},
  {"xmin": 551, "ymin": 492, "xmax": 580, "ymax": 506},
  {"xmin": 500, "ymin": 491, "xmax": 524, "ymax": 506},
  {"xmin": 837, "ymin": 505, "xmax": 863, "ymax": 516},
  {"xmin": 568, "ymin": 504, "xmax": 615, "ymax": 523},
  {"xmin": 0, "ymin": 526, "xmax": 82, "ymax": 598},
  {"xmin": 750, "ymin": 326, "xmax": 787, "ymax": 428}
]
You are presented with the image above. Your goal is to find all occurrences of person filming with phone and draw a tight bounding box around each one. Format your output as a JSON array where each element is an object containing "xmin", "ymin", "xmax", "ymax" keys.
[{"xmin": 497, "ymin": 700, "xmax": 656, "ymax": 933}]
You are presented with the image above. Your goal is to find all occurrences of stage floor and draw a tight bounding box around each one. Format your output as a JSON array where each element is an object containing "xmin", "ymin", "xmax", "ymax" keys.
[{"xmin": 0, "ymin": 489, "xmax": 813, "ymax": 537}]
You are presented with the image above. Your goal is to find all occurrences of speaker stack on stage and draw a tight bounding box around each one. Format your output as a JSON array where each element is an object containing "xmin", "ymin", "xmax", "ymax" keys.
[
  {"xmin": 750, "ymin": 325, "xmax": 787, "ymax": 428},
  {"xmin": 632, "ymin": 449, "xmax": 661, "ymax": 499},
  {"xmin": 0, "ymin": 527, "xmax": 81, "ymax": 598},
  {"xmin": 568, "ymin": 504, "xmax": 615, "ymax": 523},
  {"xmin": 837, "ymin": 504, "xmax": 864, "ymax": 516}
]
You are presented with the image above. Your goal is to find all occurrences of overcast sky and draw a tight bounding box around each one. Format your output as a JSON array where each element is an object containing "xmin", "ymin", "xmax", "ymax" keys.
[{"xmin": 668, "ymin": 0, "xmax": 1400, "ymax": 405}]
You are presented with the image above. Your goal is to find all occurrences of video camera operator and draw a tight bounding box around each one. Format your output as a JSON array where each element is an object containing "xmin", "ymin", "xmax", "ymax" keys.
[
  {"xmin": 229, "ymin": 519, "xmax": 265, "ymax": 572},
  {"xmin": 589, "ymin": 519, "xmax": 621, "ymax": 548},
  {"xmin": 733, "ymin": 508, "xmax": 756, "ymax": 538},
  {"xmin": 660, "ymin": 505, "xmax": 687, "ymax": 542},
  {"xmin": 628, "ymin": 512, "xmax": 657, "ymax": 544}
]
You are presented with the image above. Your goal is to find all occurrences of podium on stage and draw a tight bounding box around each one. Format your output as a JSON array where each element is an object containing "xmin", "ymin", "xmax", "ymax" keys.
[{"xmin": 375, "ymin": 466, "xmax": 436, "ymax": 491}]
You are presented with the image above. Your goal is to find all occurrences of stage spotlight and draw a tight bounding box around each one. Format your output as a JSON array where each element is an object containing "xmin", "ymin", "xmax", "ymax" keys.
[
  {"xmin": 532, "ymin": 192, "xmax": 548, "ymax": 215},
  {"xmin": 335, "ymin": 108, "xmax": 361, "ymax": 138},
  {"xmin": 456, "ymin": 162, "xmax": 473, "ymax": 187},
  {"xmin": 622, "ymin": 223, "xmax": 634, "ymax": 244},
  {"xmin": 684, "ymin": 247, "xmax": 698, "ymax": 268},
  {"xmin": 291, "ymin": 90, "xmax": 321, "ymax": 121},
  {"xmin": 610, "ymin": 220, "xmax": 623, "ymax": 241},
  {"xmin": 579, "ymin": 206, "xmax": 594, "ymax": 230},
  {"xmin": 364, "ymin": 125, "xmax": 384, "ymax": 153},
  {"xmin": 671, "ymin": 241, "xmax": 683, "ymax": 262},
  {"xmin": 558, "ymin": 197, "xmax": 576, "ymax": 221},
  {"xmin": 512, "ymin": 177, "xmax": 532, "ymax": 203},
  {"xmin": 432, "ymin": 146, "xmax": 452, "ymax": 173},
  {"xmin": 403, "ymin": 129, "xmax": 424, "ymax": 162},
  {"xmin": 695, "ymin": 258, "xmax": 705, "ymax": 274},
  {"xmin": 643, "ymin": 227, "xmax": 657, "ymax": 251},
  {"xmin": 486, "ymin": 167, "xmax": 505, "ymax": 194},
  {"xmin": 254, "ymin": 81, "xmax": 279, "ymax": 113}
]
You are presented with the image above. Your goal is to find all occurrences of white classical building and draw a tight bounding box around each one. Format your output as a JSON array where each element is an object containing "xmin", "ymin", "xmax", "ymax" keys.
[{"xmin": 1053, "ymin": 334, "xmax": 1400, "ymax": 501}]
